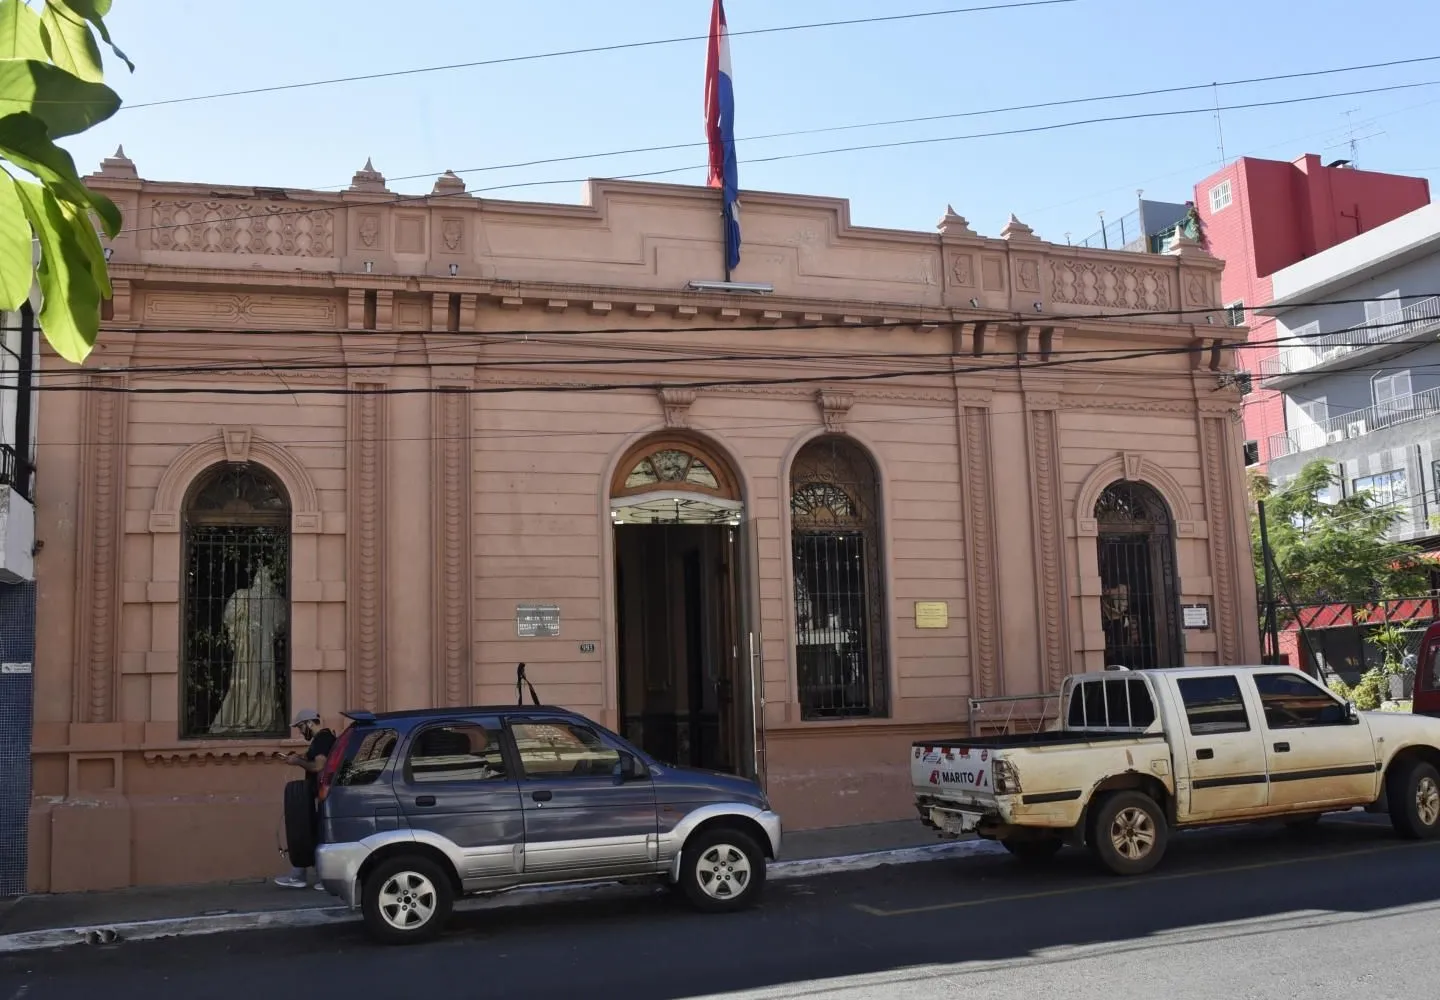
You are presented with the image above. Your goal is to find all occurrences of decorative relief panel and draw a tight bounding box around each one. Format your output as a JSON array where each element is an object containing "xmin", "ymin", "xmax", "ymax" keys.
[
  {"xmin": 1185, "ymin": 274, "xmax": 1212, "ymax": 307},
  {"xmin": 1049, "ymin": 260, "xmax": 1172, "ymax": 310},
  {"xmin": 150, "ymin": 200, "xmax": 335, "ymax": 256},
  {"xmin": 143, "ymin": 292, "xmax": 341, "ymax": 329},
  {"xmin": 433, "ymin": 392, "xmax": 471, "ymax": 707},
  {"xmin": 358, "ymin": 213, "xmax": 381, "ymax": 249},
  {"xmin": 1201, "ymin": 417, "xmax": 1241, "ymax": 663},
  {"xmin": 440, "ymin": 217, "xmax": 464, "ymax": 253},
  {"xmin": 348, "ymin": 386, "xmax": 387, "ymax": 712},
  {"xmin": 950, "ymin": 254, "xmax": 974, "ymax": 287},
  {"xmin": 960, "ymin": 404, "xmax": 1001, "ymax": 699},
  {"xmin": 1028, "ymin": 407, "xmax": 1067, "ymax": 690},
  {"xmin": 1016, "ymin": 258, "xmax": 1041, "ymax": 294},
  {"xmin": 74, "ymin": 378, "xmax": 127, "ymax": 723}
]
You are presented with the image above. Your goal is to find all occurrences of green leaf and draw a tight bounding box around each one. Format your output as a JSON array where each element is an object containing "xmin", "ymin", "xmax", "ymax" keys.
[
  {"xmin": 52, "ymin": 176, "xmax": 109, "ymax": 298},
  {"xmin": 48, "ymin": 0, "xmax": 130, "ymax": 72},
  {"xmin": 14, "ymin": 176, "xmax": 101, "ymax": 363},
  {"xmin": 0, "ymin": 110, "xmax": 120, "ymax": 234},
  {"xmin": 0, "ymin": 56, "xmax": 119, "ymax": 137},
  {"xmin": 0, "ymin": 0, "xmax": 48, "ymax": 60},
  {"xmin": 0, "ymin": 169, "xmax": 33, "ymax": 310},
  {"xmin": 40, "ymin": 2, "xmax": 103, "ymax": 83}
]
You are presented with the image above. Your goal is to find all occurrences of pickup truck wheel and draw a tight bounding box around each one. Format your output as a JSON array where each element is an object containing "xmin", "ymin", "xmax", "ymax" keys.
[
  {"xmin": 1388, "ymin": 760, "xmax": 1440, "ymax": 840},
  {"xmin": 361, "ymin": 855, "xmax": 454, "ymax": 945},
  {"xmin": 679, "ymin": 827, "xmax": 766, "ymax": 914},
  {"xmin": 1001, "ymin": 836, "xmax": 1063, "ymax": 863},
  {"xmin": 1090, "ymin": 792, "xmax": 1168, "ymax": 876}
]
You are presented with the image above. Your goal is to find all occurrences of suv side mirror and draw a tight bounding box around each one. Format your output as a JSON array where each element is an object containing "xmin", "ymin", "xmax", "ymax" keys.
[
  {"xmin": 614, "ymin": 752, "xmax": 644, "ymax": 782},
  {"xmin": 1345, "ymin": 701, "xmax": 1360, "ymax": 724}
]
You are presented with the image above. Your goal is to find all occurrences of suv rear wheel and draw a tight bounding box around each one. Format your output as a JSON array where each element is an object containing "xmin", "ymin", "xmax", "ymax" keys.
[
  {"xmin": 679, "ymin": 827, "xmax": 766, "ymax": 913},
  {"xmin": 361, "ymin": 855, "xmax": 454, "ymax": 945}
]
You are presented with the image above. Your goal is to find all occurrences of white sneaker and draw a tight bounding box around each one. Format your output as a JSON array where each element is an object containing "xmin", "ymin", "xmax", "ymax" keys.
[
  {"xmin": 314, "ymin": 883, "xmax": 327, "ymax": 891},
  {"xmin": 274, "ymin": 876, "xmax": 307, "ymax": 889}
]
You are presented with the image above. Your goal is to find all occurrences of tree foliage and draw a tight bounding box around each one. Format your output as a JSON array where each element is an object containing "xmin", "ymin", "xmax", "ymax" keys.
[
  {"xmin": 1249, "ymin": 460, "xmax": 1428, "ymax": 612},
  {"xmin": 0, "ymin": 0, "xmax": 129, "ymax": 363}
]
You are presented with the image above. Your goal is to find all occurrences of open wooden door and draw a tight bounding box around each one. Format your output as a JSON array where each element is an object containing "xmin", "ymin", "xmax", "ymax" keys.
[{"xmin": 729, "ymin": 518, "xmax": 766, "ymax": 788}]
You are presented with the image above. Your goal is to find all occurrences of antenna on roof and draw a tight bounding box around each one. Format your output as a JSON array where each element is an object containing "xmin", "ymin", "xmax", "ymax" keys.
[{"xmin": 516, "ymin": 663, "xmax": 541, "ymax": 706}]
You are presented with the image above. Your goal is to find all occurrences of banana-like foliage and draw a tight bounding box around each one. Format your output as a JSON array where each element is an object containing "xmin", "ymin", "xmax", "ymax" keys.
[{"xmin": 0, "ymin": 0, "xmax": 130, "ymax": 363}]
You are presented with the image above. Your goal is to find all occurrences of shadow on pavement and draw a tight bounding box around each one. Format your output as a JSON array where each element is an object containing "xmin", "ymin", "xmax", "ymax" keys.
[{"xmin": 6, "ymin": 817, "xmax": 1439, "ymax": 1000}]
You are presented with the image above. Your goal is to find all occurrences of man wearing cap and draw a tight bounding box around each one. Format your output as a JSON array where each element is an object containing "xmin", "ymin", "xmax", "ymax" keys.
[{"xmin": 274, "ymin": 708, "xmax": 336, "ymax": 889}]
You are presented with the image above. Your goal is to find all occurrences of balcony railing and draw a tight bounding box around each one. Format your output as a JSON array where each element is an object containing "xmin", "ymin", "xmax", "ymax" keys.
[
  {"xmin": 1268, "ymin": 386, "xmax": 1440, "ymax": 460},
  {"xmin": 1260, "ymin": 295, "xmax": 1440, "ymax": 379},
  {"xmin": 1073, "ymin": 209, "xmax": 1143, "ymax": 251},
  {"xmin": 0, "ymin": 442, "xmax": 33, "ymax": 502}
]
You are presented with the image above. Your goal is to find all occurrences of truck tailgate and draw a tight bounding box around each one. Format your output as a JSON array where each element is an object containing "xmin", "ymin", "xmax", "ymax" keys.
[{"xmin": 912, "ymin": 743, "xmax": 998, "ymax": 799}]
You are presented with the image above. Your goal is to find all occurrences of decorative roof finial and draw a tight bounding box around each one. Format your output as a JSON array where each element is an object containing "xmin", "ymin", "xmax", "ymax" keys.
[
  {"xmin": 1000, "ymin": 213, "xmax": 1038, "ymax": 241},
  {"xmin": 432, "ymin": 170, "xmax": 469, "ymax": 198},
  {"xmin": 937, "ymin": 204, "xmax": 977, "ymax": 237},
  {"xmin": 97, "ymin": 144, "xmax": 137, "ymax": 179},
  {"xmin": 348, "ymin": 157, "xmax": 388, "ymax": 193}
]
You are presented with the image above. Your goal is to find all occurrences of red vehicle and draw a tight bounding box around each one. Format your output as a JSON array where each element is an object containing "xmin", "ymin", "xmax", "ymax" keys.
[{"xmin": 1414, "ymin": 620, "xmax": 1440, "ymax": 717}]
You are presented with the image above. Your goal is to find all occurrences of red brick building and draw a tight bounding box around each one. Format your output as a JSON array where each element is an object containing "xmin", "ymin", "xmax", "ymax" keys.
[{"xmin": 1191, "ymin": 154, "xmax": 1430, "ymax": 468}]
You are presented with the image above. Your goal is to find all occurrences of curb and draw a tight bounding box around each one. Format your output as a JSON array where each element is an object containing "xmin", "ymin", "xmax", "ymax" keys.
[{"xmin": 0, "ymin": 838, "xmax": 1001, "ymax": 955}]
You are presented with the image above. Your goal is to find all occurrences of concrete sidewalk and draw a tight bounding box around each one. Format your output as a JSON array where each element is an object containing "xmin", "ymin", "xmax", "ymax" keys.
[{"xmin": 0, "ymin": 820, "xmax": 999, "ymax": 953}]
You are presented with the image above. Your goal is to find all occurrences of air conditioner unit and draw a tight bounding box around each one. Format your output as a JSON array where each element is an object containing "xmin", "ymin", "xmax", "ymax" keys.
[
  {"xmin": 1346, "ymin": 419, "xmax": 1368, "ymax": 438},
  {"xmin": 1326, "ymin": 430, "xmax": 1345, "ymax": 443}
]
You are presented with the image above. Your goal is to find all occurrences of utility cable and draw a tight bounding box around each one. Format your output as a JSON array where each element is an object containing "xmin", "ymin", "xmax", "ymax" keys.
[{"xmin": 123, "ymin": 1, "xmax": 1079, "ymax": 111}]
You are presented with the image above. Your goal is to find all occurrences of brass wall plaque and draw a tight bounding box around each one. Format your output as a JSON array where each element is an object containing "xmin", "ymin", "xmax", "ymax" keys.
[{"xmin": 914, "ymin": 601, "xmax": 949, "ymax": 629}]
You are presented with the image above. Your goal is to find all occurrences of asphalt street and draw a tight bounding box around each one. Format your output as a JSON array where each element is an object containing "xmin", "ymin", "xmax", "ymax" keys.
[{"xmin": 4, "ymin": 816, "xmax": 1438, "ymax": 1000}]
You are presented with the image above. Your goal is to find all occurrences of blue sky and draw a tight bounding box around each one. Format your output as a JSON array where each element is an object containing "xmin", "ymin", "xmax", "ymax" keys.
[{"xmin": 68, "ymin": 0, "xmax": 1440, "ymax": 244}]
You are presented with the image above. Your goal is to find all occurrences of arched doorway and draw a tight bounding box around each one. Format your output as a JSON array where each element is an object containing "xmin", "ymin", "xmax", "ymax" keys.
[
  {"xmin": 1095, "ymin": 481, "xmax": 1181, "ymax": 669},
  {"xmin": 610, "ymin": 436, "xmax": 751, "ymax": 774}
]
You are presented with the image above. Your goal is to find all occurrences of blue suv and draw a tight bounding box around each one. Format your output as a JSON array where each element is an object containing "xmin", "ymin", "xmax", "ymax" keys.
[{"xmin": 300, "ymin": 685, "xmax": 781, "ymax": 944}]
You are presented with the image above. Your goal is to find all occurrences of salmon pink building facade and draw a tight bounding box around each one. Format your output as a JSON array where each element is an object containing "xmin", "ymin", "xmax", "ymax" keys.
[{"xmin": 28, "ymin": 150, "xmax": 1259, "ymax": 892}]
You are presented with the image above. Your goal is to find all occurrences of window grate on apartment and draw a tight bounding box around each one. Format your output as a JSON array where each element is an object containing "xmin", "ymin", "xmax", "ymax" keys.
[
  {"xmin": 1225, "ymin": 301, "xmax": 1245, "ymax": 327},
  {"xmin": 1208, "ymin": 179, "xmax": 1233, "ymax": 214}
]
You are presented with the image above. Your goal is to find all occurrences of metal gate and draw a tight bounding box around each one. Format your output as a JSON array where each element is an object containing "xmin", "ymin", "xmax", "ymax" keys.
[
  {"xmin": 791, "ymin": 436, "xmax": 887, "ymax": 719},
  {"xmin": 181, "ymin": 463, "xmax": 291, "ymax": 739},
  {"xmin": 1096, "ymin": 481, "xmax": 1180, "ymax": 669}
]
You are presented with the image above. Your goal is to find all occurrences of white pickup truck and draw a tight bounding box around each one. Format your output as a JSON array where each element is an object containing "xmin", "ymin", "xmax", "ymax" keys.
[{"xmin": 912, "ymin": 665, "xmax": 1440, "ymax": 875}]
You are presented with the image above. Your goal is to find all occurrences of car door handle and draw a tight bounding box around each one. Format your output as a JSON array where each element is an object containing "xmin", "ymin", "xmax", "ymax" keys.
[
  {"xmin": 415, "ymin": 795, "xmax": 436, "ymax": 807},
  {"xmin": 532, "ymin": 790, "xmax": 553, "ymax": 802},
  {"xmin": 1274, "ymin": 742, "xmax": 1290, "ymax": 753},
  {"xmin": 1196, "ymin": 748, "xmax": 1214, "ymax": 760}
]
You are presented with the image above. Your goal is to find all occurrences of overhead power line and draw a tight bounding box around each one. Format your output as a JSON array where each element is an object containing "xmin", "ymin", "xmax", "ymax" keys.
[
  {"xmin": 115, "ymin": 77, "xmax": 1440, "ymax": 241},
  {"xmin": 123, "ymin": 0, "xmax": 1078, "ymax": 111},
  {"xmin": 55, "ymin": 309, "xmax": 1439, "ymax": 381},
  {"xmin": 34, "ymin": 314, "xmax": 1436, "ymax": 394},
  {"xmin": 367, "ymin": 53, "xmax": 1440, "ymax": 190}
]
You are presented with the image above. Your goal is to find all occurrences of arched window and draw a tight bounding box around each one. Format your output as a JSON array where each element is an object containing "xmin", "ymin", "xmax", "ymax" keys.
[
  {"xmin": 790, "ymin": 436, "xmax": 888, "ymax": 719},
  {"xmin": 181, "ymin": 462, "xmax": 291, "ymax": 738},
  {"xmin": 609, "ymin": 437, "xmax": 741, "ymax": 524},
  {"xmin": 1095, "ymin": 480, "xmax": 1181, "ymax": 670}
]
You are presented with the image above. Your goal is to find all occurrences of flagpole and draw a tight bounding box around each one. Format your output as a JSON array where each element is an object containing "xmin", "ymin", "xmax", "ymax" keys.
[{"xmin": 707, "ymin": 0, "xmax": 738, "ymax": 285}]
